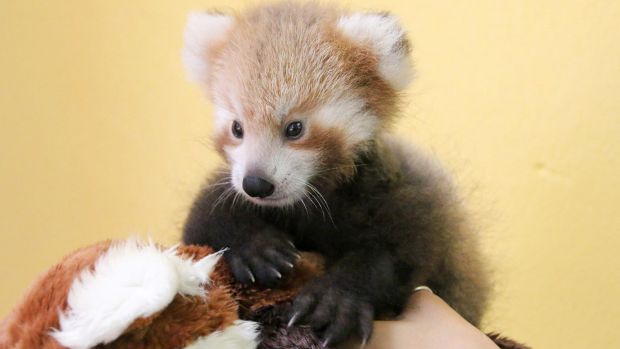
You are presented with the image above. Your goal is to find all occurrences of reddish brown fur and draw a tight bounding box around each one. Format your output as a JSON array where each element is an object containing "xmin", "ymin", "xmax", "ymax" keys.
[
  {"xmin": 0, "ymin": 244, "xmax": 243, "ymax": 349},
  {"xmin": 290, "ymin": 124, "xmax": 356, "ymax": 184},
  {"xmin": 183, "ymin": 3, "xmax": 492, "ymax": 346},
  {"xmin": 324, "ymin": 25, "xmax": 400, "ymax": 122},
  {"xmin": 103, "ymin": 289, "xmax": 237, "ymax": 349},
  {"xmin": 208, "ymin": 2, "xmax": 401, "ymax": 155},
  {"xmin": 1, "ymin": 243, "xmax": 526, "ymax": 349},
  {"xmin": 0, "ymin": 241, "xmax": 113, "ymax": 349},
  {"xmin": 205, "ymin": 2, "xmax": 406, "ymax": 173},
  {"xmin": 214, "ymin": 126, "xmax": 237, "ymax": 158}
]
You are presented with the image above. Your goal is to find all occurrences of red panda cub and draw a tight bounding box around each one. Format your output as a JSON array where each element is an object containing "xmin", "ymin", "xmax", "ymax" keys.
[{"xmin": 182, "ymin": 2, "xmax": 489, "ymax": 346}]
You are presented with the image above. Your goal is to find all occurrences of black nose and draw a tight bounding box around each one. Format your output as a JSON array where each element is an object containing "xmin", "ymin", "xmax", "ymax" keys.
[{"xmin": 242, "ymin": 176, "xmax": 275, "ymax": 198}]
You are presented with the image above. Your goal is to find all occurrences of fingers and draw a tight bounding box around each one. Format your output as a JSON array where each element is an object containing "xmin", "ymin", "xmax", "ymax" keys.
[
  {"xmin": 289, "ymin": 291, "xmax": 317, "ymax": 327},
  {"xmin": 224, "ymin": 233, "xmax": 299, "ymax": 287},
  {"xmin": 320, "ymin": 298, "xmax": 357, "ymax": 347},
  {"xmin": 290, "ymin": 282, "xmax": 375, "ymax": 347},
  {"xmin": 248, "ymin": 255, "xmax": 282, "ymax": 288},
  {"xmin": 308, "ymin": 293, "xmax": 337, "ymax": 331},
  {"xmin": 226, "ymin": 253, "xmax": 255, "ymax": 284},
  {"xmin": 263, "ymin": 247, "xmax": 297, "ymax": 272},
  {"xmin": 278, "ymin": 241, "xmax": 302, "ymax": 261}
]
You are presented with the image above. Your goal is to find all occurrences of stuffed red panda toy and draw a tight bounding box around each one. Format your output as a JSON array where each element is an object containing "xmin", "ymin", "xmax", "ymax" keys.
[{"xmin": 0, "ymin": 239, "xmax": 527, "ymax": 349}]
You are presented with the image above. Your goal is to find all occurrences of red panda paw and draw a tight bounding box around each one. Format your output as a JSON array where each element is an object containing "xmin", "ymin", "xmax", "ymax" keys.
[
  {"xmin": 288, "ymin": 277, "xmax": 374, "ymax": 347},
  {"xmin": 224, "ymin": 230, "xmax": 299, "ymax": 288}
]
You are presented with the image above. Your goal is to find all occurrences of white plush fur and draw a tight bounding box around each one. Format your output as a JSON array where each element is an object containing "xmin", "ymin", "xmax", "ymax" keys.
[
  {"xmin": 337, "ymin": 13, "xmax": 413, "ymax": 90},
  {"xmin": 183, "ymin": 11, "xmax": 234, "ymax": 84},
  {"xmin": 183, "ymin": 320, "xmax": 260, "ymax": 349},
  {"xmin": 51, "ymin": 239, "xmax": 223, "ymax": 349}
]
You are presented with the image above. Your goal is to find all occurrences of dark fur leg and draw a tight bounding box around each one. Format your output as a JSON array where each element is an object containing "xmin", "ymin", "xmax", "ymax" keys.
[
  {"xmin": 289, "ymin": 248, "xmax": 412, "ymax": 347},
  {"xmin": 183, "ymin": 172, "xmax": 299, "ymax": 288}
]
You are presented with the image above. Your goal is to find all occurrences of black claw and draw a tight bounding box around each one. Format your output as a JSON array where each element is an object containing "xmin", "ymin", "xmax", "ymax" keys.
[
  {"xmin": 227, "ymin": 253, "xmax": 255, "ymax": 284},
  {"xmin": 287, "ymin": 312, "xmax": 299, "ymax": 328},
  {"xmin": 264, "ymin": 248, "xmax": 296, "ymax": 276},
  {"xmin": 357, "ymin": 304, "xmax": 374, "ymax": 344},
  {"xmin": 246, "ymin": 267, "xmax": 255, "ymax": 283},
  {"xmin": 309, "ymin": 302, "xmax": 334, "ymax": 331},
  {"xmin": 291, "ymin": 292, "xmax": 317, "ymax": 325},
  {"xmin": 292, "ymin": 280, "xmax": 374, "ymax": 347},
  {"xmin": 223, "ymin": 230, "xmax": 299, "ymax": 288}
]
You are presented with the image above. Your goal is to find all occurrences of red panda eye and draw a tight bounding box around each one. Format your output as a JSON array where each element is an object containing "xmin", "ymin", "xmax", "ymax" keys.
[
  {"xmin": 232, "ymin": 120, "xmax": 244, "ymax": 139},
  {"xmin": 285, "ymin": 121, "xmax": 303, "ymax": 139}
]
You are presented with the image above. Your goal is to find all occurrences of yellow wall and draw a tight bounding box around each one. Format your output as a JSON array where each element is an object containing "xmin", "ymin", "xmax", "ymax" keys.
[{"xmin": 1, "ymin": 1, "xmax": 618, "ymax": 347}]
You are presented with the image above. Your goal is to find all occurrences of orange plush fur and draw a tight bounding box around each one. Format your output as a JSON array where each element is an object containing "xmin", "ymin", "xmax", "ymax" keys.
[
  {"xmin": 1, "ymin": 241, "xmax": 528, "ymax": 349},
  {"xmin": 0, "ymin": 242, "xmax": 252, "ymax": 349}
]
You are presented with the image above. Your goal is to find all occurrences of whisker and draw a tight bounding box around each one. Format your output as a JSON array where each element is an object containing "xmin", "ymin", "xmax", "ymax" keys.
[
  {"xmin": 231, "ymin": 191, "xmax": 243, "ymax": 211},
  {"xmin": 204, "ymin": 176, "xmax": 233, "ymax": 191},
  {"xmin": 304, "ymin": 189, "xmax": 320, "ymax": 211},
  {"xmin": 285, "ymin": 176, "xmax": 322, "ymax": 219},
  {"xmin": 211, "ymin": 168, "xmax": 232, "ymax": 174},
  {"xmin": 314, "ymin": 163, "xmax": 368, "ymax": 175},
  {"xmin": 288, "ymin": 176, "xmax": 333, "ymax": 225},
  {"xmin": 209, "ymin": 187, "xmax": 236, "ymax": 217},
  {"xmin": 308, "ymin": 188, "xmax": 326, "ymax": 221},
  {"xmin": 306, "ymin": 183, "xmax": 335, "ymax": 227},
  {"xmin": 299, "ymin": 195, "xmax": 310, "ymax": 219},
  {"xmin": 205, "ymin": 181, "xmax": 232, "ymax": 190}
]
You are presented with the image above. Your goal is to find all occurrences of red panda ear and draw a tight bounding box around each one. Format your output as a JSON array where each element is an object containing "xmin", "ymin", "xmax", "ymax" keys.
[
  {"xmin": 336, "ymin": 13, "xmax": 413, "ymax": 90},
  {"xmin": 182, "ymin": 11, "xmax": 234, "ymax": 85}
]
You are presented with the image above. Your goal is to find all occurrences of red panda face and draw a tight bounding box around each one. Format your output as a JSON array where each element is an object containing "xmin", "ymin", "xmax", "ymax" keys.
[
  {"xmin": 212, "ymin": 93, "xmax": 378, "ymax": 206},
  {"xmin": 183, "ymin": 3, "xmax": 412, "ymax": 207}
]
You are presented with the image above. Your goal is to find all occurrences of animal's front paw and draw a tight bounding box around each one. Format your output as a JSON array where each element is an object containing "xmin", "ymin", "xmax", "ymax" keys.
[
  {"xmin": 225, "ymin": 230, "xmax": 299, "ymax": 288},
  {"xmin": 289, "ymin": 278, "xmax": 374, "ymax": 347}
]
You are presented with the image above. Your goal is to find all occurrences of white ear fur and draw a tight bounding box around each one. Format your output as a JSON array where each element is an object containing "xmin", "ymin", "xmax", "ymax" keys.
[
  {"xmin": 182, "ymin": 11, "xmax": 234, "ymax": 84},
  {"xmin": 337, "ymin": 13, "xmax": 413, "ymax": 90}
]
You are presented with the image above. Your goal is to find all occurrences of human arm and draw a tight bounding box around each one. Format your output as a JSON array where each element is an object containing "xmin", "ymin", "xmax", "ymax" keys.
[{"xmin": 356, "ymin": 289, "xmax": 499, "ymax": 349}]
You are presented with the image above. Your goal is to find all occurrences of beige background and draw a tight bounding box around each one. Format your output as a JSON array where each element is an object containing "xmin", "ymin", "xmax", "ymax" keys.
[{"xmin": 1, "ymin": 1, "xmax": 619, "ymax": 347}]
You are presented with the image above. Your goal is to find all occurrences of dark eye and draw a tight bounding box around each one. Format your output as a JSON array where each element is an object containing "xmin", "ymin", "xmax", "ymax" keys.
[
  {"xmin": 285, "ymin": 121, "xmax": 303, "ymax": 139},
  {"xmin": 232, "ymin": 120, "xmax": 243, "ymax": 139}
]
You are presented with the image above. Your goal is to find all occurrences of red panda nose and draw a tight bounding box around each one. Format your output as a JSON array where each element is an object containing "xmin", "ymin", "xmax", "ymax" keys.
[{"xmin": 242, "ymin": 176, "xmax": 275, "ymax": 198}]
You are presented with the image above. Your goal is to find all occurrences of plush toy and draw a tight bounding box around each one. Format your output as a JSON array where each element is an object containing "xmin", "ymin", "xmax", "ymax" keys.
[{"xmin": 0, "ymin": 239, "xmax": 528, "ymax": 349}]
